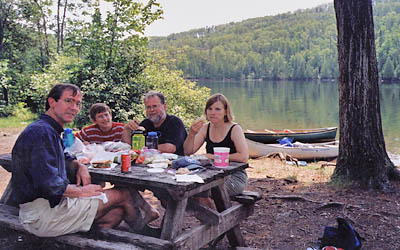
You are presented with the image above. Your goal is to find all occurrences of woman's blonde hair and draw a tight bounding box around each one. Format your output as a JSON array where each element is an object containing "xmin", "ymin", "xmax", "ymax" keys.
[{"xmin": 204, "ymin": 93, "xmax": 234, "ymax": 122}]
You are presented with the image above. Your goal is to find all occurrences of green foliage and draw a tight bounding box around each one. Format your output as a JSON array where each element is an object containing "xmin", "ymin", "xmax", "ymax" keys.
[
  {"xmin": 11, "ymin": 103, "xmax": 36, "ymax": 121},
  {"xmin": 136, "ymin": 55, "xmax": 210, "ymax": 127},
  {"xmin": 0, "ymin": 102, "xmax": 37, "ymax": 125},
  {"xmin": 63, "ymin": 0, "xmax": 163, "ymax": 127},
  {"xmin": 0, "ymin": 0, "xmax": 209, "ymax": 132},
  {"xmin": 382, "ymin": 57, "xmax": 395, "ymax": 79},
  {"xmin": 28, "ymin": 55, "xmax": 80, "ymax": 114}
]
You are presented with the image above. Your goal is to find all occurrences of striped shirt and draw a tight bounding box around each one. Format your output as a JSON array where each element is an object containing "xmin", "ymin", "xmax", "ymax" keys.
[{"xmin": 75, "ymin": 122, "xmax": 125, "ymax": 144}]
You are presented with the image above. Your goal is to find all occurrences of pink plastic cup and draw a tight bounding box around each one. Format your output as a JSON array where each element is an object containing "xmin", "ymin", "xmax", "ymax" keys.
[{"xmin": 213, "ymin": 147, "xmax": 230, "ymax": 167}]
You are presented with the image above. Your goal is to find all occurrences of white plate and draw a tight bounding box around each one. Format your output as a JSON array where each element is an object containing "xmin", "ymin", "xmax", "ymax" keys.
[
  {"xmin": 148, "ymin": 162, "xmax": 168, "ymax": 168},
  {"xmin": 147, "ymin": 168, "xmax": 164, "ymax": 173}
]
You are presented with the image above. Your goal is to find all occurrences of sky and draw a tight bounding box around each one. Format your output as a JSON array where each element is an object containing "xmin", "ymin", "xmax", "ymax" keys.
[{"xmin": 144, "ymin": 0, "xmax": 332, "ymax": 36}]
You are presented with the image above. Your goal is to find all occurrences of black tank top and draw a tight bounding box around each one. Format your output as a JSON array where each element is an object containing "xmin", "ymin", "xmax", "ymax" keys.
[{"xmin": 205, "ymin": 123, "xmax": 237, "ymax": 154}]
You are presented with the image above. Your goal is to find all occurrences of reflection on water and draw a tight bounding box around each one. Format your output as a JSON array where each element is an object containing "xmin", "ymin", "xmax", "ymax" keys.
[{"xmin": 197, "ymin": 80, "xmax": 400, "ymax": 155}]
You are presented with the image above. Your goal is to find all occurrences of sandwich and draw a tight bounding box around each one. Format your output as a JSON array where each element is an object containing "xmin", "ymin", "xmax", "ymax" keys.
[{"xmin": 92, "ymin": 160, "xmax": 112, "ymax": 168}]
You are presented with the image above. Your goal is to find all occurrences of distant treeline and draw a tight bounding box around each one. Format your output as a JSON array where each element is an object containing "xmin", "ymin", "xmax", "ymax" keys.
[{"xmin": 149, "ymin": 0, "xmax": 400, "ymax": 81}]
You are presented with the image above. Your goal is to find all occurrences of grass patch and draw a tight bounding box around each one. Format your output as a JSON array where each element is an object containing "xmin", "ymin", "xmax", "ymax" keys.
[
  {"xmin": 329, "ymin": 175, "xmax": 351, "ymax": 189},
  {"xmin": 0, "ymin": 116, "xmax": 36, "ymax": 128},
  {"xmin": 284, "ymin": 174, "xmax": 298, "ymax": 183}
]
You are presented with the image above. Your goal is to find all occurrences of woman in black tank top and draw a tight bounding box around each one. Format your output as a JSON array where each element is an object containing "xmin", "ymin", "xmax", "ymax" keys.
[{"xmin": 183, "ymin": 93, "xmax": 249, "ymax": 197}]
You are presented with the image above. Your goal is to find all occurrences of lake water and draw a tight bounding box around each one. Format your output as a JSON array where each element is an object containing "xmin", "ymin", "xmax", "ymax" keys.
[{"xmin": 197, "ymin": 80, "xmax": 400, "ymax": 158}]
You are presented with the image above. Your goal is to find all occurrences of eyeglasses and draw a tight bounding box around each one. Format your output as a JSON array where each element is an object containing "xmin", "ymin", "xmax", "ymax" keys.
[
  {"xmin": 61, "ymin": 98, "xmax": 82, "ymax": 109},
  {"xmin": 146, "ymin": 104, "xmax": 162, "ymax": 111}
]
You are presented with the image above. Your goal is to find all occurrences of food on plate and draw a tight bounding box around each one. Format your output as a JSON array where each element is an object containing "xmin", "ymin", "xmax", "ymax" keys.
[{"xmin": 92, "ymin": 160, "xmax": 112, "ymax": 168}]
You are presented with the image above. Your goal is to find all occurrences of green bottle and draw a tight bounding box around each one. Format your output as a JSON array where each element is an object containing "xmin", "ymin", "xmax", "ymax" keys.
[{"xmin": 132, "ymin": 131, "xmax": 146, "ymax": 150}]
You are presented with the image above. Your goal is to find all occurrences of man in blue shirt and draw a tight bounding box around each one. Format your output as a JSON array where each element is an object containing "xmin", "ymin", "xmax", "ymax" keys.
[{"xmin": 11, "ymin": 83, "xmax": 144, "ymax": 237}]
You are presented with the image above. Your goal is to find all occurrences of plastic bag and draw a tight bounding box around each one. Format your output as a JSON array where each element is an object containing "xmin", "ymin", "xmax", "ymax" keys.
[
  {"xmin": 102, "ymin": 141, "xmax": 131, "ymax": 152},
  {"xmin": 172, "ymin": 156, "xmax": 201, "ymax": 169},
  {"xmin": 278, "ymin": 137, "xmax": 294, "ymax": 147},
  {"xmin": 64, "ymin": 137, "xmax": 85, "ymax": 155}
]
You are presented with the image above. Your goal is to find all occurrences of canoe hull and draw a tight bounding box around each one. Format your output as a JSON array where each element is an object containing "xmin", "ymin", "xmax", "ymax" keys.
[
  {"xmin": 244, "ymin": 127, "xmax": 337, "ymax": 144},
  {"xmin": 247, "ymin": 139, "xmax": 339, "ymax": 160}
]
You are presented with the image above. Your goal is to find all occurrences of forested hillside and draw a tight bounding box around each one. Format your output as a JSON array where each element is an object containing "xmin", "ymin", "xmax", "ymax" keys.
[{"xmin": 149, "ymin": 0, "xmax": 400, "ymax": 80}]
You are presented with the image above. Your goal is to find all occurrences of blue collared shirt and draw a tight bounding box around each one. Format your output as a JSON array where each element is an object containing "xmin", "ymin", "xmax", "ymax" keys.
[{"xmin": 11, "ymin": 114, "xmax": 73, "ymax": 207}]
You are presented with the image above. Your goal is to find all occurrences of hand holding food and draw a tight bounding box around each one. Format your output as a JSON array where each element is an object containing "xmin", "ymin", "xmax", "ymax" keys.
[
  {"xmin": 124, "ymin": 119, "xmax": 142, "ymax": 132},
  {"xmin": 190, "ymin": 115, "xmax": 206, "ymax": 135}
]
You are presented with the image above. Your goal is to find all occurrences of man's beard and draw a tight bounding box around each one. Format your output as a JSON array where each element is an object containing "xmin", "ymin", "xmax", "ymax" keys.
[{"xmin": 147, "ymin": 111, "xmax": 166, "ymax": 124}]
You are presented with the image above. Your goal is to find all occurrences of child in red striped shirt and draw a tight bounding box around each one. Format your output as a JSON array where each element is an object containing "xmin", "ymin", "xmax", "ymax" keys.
[{"xmin": 75, "ymin": 103, "xmax": 125, "ymax": 145}]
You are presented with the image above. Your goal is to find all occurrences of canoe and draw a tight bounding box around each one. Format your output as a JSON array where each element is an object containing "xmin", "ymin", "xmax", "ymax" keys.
[
  {"xmin": 244, "ymin": 127, "xmax": 337, "ymax": 144},
  {"xmin": 247, "ymin": 139, "xmax": 339, "ymax": 160}
]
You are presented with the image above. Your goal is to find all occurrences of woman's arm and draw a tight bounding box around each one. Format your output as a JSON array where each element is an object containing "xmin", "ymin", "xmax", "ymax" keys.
[
  {"xmin": 184, "ymin": 121, "xmax": 207, "ymax": 155},
  {"xmin": 229, "ymin": 125, "xmax": 249, "ymax": 163}
]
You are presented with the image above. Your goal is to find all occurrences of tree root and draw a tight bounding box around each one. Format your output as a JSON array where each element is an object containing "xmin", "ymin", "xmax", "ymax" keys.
[
  {"xmin": 265, "ymin": 152, "xmax": 299, "ymax": 166},
  {"xmin": 267, "ymin": 195, "xmax": 317, "ymax": 203},
  {"xmin": 267, "ymin": 195, "xmax": 362, "ymax": 210}
]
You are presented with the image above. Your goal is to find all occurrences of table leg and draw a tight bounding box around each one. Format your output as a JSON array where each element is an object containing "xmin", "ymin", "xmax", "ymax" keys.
[
  {"xmin": 160, "ymin": 197, "xmax": 188, "ymax": 240},
  {"xmin": 212, "ymin": 183, "xmax": 246, "ymax": 247}
]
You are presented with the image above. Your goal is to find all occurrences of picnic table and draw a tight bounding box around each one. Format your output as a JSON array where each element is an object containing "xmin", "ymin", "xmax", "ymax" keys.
[{"xmin": 0, "ymin": 153, "xmax": 259, "ymax": 249}]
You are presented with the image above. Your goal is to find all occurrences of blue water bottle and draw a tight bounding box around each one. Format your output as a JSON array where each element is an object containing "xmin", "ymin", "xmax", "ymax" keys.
[
  {"xmin": 146, "ymin": 132, "xmax": 158, "ymax": 149},
  {"xmin": 63, "ymin": 128, "xmax": 74, "ymax": 148}
]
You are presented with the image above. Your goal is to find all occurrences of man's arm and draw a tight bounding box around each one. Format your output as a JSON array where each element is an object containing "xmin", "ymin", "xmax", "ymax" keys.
[
  {"xmin": 75, "ymin": 129, "xmax": 88, "ymax": 144},
  {"xmin": 158, "ymin": 143, "xmax": 176, "ymax": 153},
  {"xmin": 159, "ymin": 116, "xmax": 187, "ymax": 154},
  {"xmin": 63, "ymin": 184, "xmax": 103, "ymax": 198},
  {"xmin": 121, "ymin": 120, "xmax": 141, "ymax": 145},
  {"xmin": 70, "ymin": 160, "xmax": 91, "ymax": 186}
]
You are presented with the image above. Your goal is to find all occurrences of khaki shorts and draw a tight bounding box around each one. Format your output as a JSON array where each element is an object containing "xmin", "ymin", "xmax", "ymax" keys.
[{"xmin": 19, "ymin": 197, "xmax": 99, "ymax": 237}]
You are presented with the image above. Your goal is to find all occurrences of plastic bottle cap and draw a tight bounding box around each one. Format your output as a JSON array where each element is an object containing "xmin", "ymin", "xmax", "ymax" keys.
[
  {"xmin": 148, "ymin": 132, "xmax": 157, "ymax": 137},
  {"xmin": 64, "ymin": 128, "xmax": 73, "ymax": 134}
]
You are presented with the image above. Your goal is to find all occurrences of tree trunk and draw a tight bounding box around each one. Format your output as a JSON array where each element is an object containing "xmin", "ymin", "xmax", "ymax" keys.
[
  {"xmin": 33, "ymin": 0, "xmax": 50, "ymax": 58},
  {"xmin": 57, "ymin": 0, "xmax": 61, "ymax": 53},
  {"xmin": 35, "ymin": 20, "xmax": 45, "ymax": 68},
  {"xmin": 2, "ymin": 86, "xmax": 8, "ymax": 106},
  {"xmin": 106, "ymin": 1, "xmax": 120, "ymax": 70},
  {"xmin": 61, "ymin": 0, "xmax": 68, "ymax": 50},
  {"xmin": 333, "ymin": 0, "xmax": 400, "ymax": 191}
]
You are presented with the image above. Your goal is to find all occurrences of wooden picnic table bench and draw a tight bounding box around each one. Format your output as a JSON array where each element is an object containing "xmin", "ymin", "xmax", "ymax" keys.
[{"xmin": 0, "ymin": 153, "xmax": 261, "ymax": 249}]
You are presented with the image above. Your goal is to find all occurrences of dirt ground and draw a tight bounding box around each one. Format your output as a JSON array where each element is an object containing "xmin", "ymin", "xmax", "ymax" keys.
[{"xmin": 1, "ymin": 127, "xmax": 400, "ymax": 250}]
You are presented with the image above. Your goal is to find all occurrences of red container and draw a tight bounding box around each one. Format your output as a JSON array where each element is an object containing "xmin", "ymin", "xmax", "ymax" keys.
[{"xmin": 121, "ymin": 153, "xmax": 131, "ymax": 173}]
